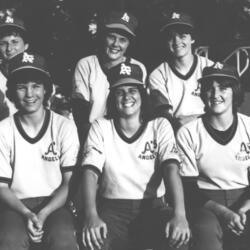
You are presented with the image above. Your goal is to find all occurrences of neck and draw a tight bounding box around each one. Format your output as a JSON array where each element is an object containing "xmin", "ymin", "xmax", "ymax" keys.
[
  {"xmin": 101, "ymin": 55, "xmax": 126, "ymax": 70},
  {"xmin": 206, "ymin": 112, "xmax": 234, "ymax": 131},
  {"xmin": 118, "ymin": 115, "xmax": 142, "ymax": 137},
  {"xmin": 174, "ymin": 53, "xmax": 194, "ymax": 73},
  {"xmin": 18, "ymin": 108, "xmax": 46, "ymax": 129}
]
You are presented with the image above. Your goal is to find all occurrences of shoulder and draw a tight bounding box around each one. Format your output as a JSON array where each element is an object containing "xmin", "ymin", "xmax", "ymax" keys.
[
  {"xmin": 149, "ymin": 62, "xmax": 169, "ymax": 80},
  {"xmin": 177, "ymin": 118, "xmax": 202, "ymax": 139},
  {"xmin": 0, "ymin": 116, "xmax": 14, "ymax": 139},
  {"xmin": 196, "ymin": 55, "xmax": 214, "ymax": 67},
  {"xmin": 50, "ymin": 111, "xmax": 77, "ymax": 131},
  {"xmin": 237, "ymin": 113, "xmax": 250, "ymax": 125},
  {"xmin": 75, "ymin": 55, "xmax": 99, "ymax": 70},
  {"xmin": 149, "ymin": 117, "xmax": 173, "ymax": 132}
]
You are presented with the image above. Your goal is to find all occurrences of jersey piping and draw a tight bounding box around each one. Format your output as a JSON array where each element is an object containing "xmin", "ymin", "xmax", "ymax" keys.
[
  {"xmin": 169, "ymin": 54, "xmax": 198, "ymax": 80},
  {"xmin": 14, "ymin": 109, "xmax": 50, "ymax": 144},
  {"xmin": 202, "ymin": 115, "xmax": 238, "ymax": 145},
  {"xmin": 114, "ymin": 119, "xmax": 148, "ymax": 144}
]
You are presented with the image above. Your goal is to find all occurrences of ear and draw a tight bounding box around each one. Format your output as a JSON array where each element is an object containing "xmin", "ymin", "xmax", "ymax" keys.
[{"xmin": 191, "ymin": 39, "xmax": 195, "ymax": 44}]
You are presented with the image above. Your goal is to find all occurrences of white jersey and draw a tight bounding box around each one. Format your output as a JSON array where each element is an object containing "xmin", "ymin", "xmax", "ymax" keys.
[
  {"xmin": 0, "ymin": 71, "xmax": 17, "ymax": 120},
  {"xmin": 72, "ymin": 55, "xmax": 147, "ymax": 123},
  {"xmin": 0, "ymin": 110, "xmax": 79, "ymax": 199},
  {"xmin": 82, "ymin": 117, "xmax": 180, "ymax": 199},
  {"xmin": 149, "ymin": 55, "xmax": 214, "ymax": 118},
  {"xmin": 176, "ymin": 114, "xmax": 250, "ymax": 190}
]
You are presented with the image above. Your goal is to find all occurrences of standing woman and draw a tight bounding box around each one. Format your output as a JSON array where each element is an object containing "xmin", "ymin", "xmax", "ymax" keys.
[
  {"xmin": 81, "ymin": 62, "xmax": 190, "ymax": 250},
  {"xmin": 177, "ymin": 64, "xmax": 250, "ymax": 250},
  {"xmin": 72, "ymin": 11, "xmax": 146, "ymax": 143}
]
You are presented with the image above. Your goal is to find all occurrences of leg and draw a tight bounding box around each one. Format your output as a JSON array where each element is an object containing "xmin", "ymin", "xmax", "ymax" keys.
[
  {"xmin": 0, "ymin": 208, "xmax": 30, "ymax": 250},
  {"xmin": 42, "ymin": 207, "xmax": 79, "ymax": 250},
  {"xmin": 191, "ymin": 208, "xmax": 223, "ymax": 250}
]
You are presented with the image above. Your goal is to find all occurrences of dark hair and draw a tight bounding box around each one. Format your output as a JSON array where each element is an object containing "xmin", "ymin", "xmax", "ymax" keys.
[
  {"xmin": 0, "ymin": 27, "xmax": 28, "ymax": 44},
  {"xmin": 162, "ymin": 25, "xmax": 195, "ymax": 41},
  {"xmin": 6, "ymin": 70, "xmax": 53, "ymax": 108},
  {"xmin": 105, "ymin": 85, "xmax": 153, "ymax": 121},
  {"xmin": 200, "ymin": 77, "xmax": 244, "ymax": 114}
]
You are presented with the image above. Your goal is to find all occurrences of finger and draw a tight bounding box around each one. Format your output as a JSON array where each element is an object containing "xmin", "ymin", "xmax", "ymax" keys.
[
  {"xmin": 234, "ymin": 220, "xmax": 245, "ymax": 231},
  {"xmin": 169, "ymin": 231, "xmax": 180, "ymax": 248},
  {"xmin": 240, "ymin": 213, "xmax": 247, "ymax": 225},
  {"xmin": 95, "ymin": 227, "xmax": 104, "ymax": 245},
  {"xmin": 82, "ymin": 231, "xmax": 87, "ymax": 247},
  {"xmin": 86, "ymin": 230, "xmax": 94, "ymax": 250},
  {"xmin": 90, "ymin": 228, "xmax": 101, "ymax": 249},
  {"xmin": 183, "ymin": 230, "xmax": 191, "ymax": 245},
  {"xmin": 175, "ymin": 232, "xmax": 186, "ymax": 249},
  {"xmin": 102, "ymin": 224, "xmax": 108, "ymax": 239},
  {"xmin": 165, "ymin": 223, "xmax": 170, "ymax": 238}
]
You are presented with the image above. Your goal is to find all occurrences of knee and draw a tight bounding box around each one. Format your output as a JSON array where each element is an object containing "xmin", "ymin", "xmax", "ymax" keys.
[
  {"xmin": 44, "ymin": 227, "xmax": 78, "ymax": 250},
  {"xmin": 0, "ymin": 230, "xmax": 29, "ymax": 250}
]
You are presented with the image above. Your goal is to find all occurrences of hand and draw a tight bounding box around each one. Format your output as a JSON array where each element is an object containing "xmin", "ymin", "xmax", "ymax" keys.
[
  {"xmin": 82, "ymin": 214, "xmax": 108, "ymax": 250},
  {"xmin": 26, "ymin": 212, "xmax": 44, "ymax": 243},
  {"xmin": 165, "ymin": 214, "xmax": 191, "ymax": 248},
  {"xmin": 222, "ymin": 209, "xmax": 245, "ymax": 236}
]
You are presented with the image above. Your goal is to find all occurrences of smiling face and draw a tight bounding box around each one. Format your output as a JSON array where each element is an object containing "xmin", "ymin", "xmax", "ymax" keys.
[
  {"xmin": 0, "ymin": 33, "xmax": 28, "ymax": 60},
  {"xmin": 114, "ymin": 85, "xmax": 141, "ymax": 118},
  {"xmin": 15, "ymin": 80, "xmax": 45, "ymax": 115},
  {"xmin": 203, "ymin": 80, "xmax": 233, "ymax": 116},
  {"xmin": 103, "ymin": 32, "xmax": 130, "ymax": 62},
  {"xmin": 167, "ymin": 30, "xmax": 194, "ymax": 58}
]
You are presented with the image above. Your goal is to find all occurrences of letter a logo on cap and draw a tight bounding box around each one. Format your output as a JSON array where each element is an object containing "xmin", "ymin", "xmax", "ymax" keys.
[
  {"xmin": 22, "ymin": 52, "xmax": 34, "ymax": 63},
  {"xmin": 172, "ymin": 12, "xmax": 180, "ymax": 19},
  {"xmin": 120, "ymin": 63, "xmax": 131, "ymax": 75},
  {"xmin": 5, "ymin": 16, "xmax": 14, "ymax": 23},
  {"xmin": 121, "ymin": 12, "xmax": 130, "ymax": 22}
]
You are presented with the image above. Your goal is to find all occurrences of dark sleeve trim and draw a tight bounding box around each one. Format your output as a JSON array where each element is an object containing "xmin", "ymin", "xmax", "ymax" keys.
[
  {"xmin": 162, "ymin": 158, "xmax": 180, "ymax": 167},
  {"xmin": 83, "ymin": 165, "xmax": 102, "ymax": 178},
  {"xmin": 0, "ymin": 177, "xmax": 11, "ymax": 184},
  {"xmin": 61, "ymin": 166, "xmax": 74, "ymax": 173}
]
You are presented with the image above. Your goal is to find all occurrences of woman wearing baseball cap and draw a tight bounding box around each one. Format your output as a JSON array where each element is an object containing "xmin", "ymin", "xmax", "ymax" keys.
[
  {"xmin": 177, "ymin": 63, "xmax": 250, "ymax": 250},
  {"xmin": 81, "ymin": 62, "xmax": 190, "ymax": 250},
  {"xmin": 149, "ymin": 11, "xmax": 214, "ymax": 132},
  {"xmin": 71, "ymin": 10, "xmax": 146, "ymax": 144},
  {"xmin": 0, "ymin": 51, "xmax": 80, "ymax": 250}
]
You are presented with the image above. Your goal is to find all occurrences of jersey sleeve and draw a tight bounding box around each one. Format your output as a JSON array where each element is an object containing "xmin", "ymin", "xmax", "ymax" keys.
[
  {"xmin": 72, "ymin": 58, "xmax": 91, "ymax": 101},
  {"xmin": 176, "ymin": 126, "xmax": 199, "ymax": 177},
  {"xmin": 148, "ymin": 64, "xmax": 171, "ymax": 108},
  {"xmin": 0, "ymin": 127, "xmax": 12, "ymax": 184},
  {"xmin": 60, "ymin": 119, "xmax": 80, "ymax": 171},
  {"xmin": 81, "ymin": 120, "xmax": 106, "ymax": 174},
  {"xmin": 157, "ymin": 118, "xmax": 180, "ymax": 164}
]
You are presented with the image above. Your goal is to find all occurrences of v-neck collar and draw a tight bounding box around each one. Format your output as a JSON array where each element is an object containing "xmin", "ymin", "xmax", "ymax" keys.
[
  {"xmin": 14, "ymin": 109, "xmax": 51, "ymax": 144},
  {"xmin": 114, "ymin": 119, "xmax": 147, "ymax": 144},
  {"xmin": 169, "ymin": 54, "xmax": 198, "ymax": 80},
  {"xmin": 202, "ymin": 114, "xmax": 238, "ymax": 145}
]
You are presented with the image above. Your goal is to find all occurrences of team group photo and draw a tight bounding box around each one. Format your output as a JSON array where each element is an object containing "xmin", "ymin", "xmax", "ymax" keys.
[{"xmin": 0, "ymin": 0, "xmax": 250, "ymax": 249}]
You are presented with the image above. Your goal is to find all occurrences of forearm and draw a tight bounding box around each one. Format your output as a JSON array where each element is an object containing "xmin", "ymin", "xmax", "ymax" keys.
[
  {"xmin": 39, "ymin": 182, "xmax": 69, "ymax": 218},
  {"xmin": 204, "ymin": 200, "xmax": 230, "ymax": 217},
  {"xmin": 163, "ymin": 161, "xmax": 186, "ymax": 216},
  {"xmin": 0, "ymin": 186, "xmax": 31, "ymax": 216},
  {"xmin": 238, "ymin": 199, "xmax": 250, "ymax": 213},
  {"xmin": 82, "ymin": 168, "xmax": 99, "ymax": 218}
]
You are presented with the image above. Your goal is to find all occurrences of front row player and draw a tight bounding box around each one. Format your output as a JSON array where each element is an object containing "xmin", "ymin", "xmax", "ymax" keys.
[
  {"xmin": 0, "ymin": 52, "xmax": 80, "ymax": 250},
  {"xmin": 177, "ymin": 64, "xmax": 250, "ymax": 250},
  {"xmin": 81, "ymin": 62, "xmax": 190, "ymax": 250}
]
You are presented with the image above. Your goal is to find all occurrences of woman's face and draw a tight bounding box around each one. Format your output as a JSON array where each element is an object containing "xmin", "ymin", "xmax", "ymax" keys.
[
  {"xmin": 204, "ymin": 80, "xmax": 233, "ymax": 116},
  {"xmin": 104, "ymin": 32, "xmax": 130, "ymax": 61},
  {"xmin": 114, "ymin": 85, "xmax": 141, "ymax": 118},
  {"xmin": 167, "ymin": 31, "xmax": 194, "ymax": 59}
]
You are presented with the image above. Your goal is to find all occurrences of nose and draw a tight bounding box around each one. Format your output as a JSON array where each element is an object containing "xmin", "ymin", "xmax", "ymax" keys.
[
  {"xmin": 172, "ymin": 34, "xmax": 181, "ymax": 44},
  {"xmin": 26, "ymin": 86, "xmax": 34, "ymax": 97},
  {"xmin": 113, "ymin": 37, "xmax": 119, "ymax": 47}
]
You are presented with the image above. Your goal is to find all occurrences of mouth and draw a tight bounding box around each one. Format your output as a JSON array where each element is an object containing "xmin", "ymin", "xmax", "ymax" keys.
[{"xmin": 122, "ymin": 101, "xmax": 135, "ymax": 108}]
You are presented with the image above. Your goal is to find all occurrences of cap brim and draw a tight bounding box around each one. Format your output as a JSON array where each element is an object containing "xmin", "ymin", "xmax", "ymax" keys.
[
  {"xmin": 160, "ymin": 22, "xmax": 193, "ymax": 32},
  {"xmin": 11, "ymin": 66, "xmax": 51, "ymax": 78},
  {"xmin": 198, "ymin": 74, "xmax": 238, "ymax": 83},
  {"xmin": 111, "ymin": 78, "xmax": 143, "ymax": 88},
  {"xmin": 0, "ymin": 23, "xmax": 26, "ymax": 32},
  {"xmin": 105, "ymin": 23, "xmax": 135, "ymax": 36}
]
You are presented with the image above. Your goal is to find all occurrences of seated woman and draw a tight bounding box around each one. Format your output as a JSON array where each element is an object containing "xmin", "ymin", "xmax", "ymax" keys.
[
  {"xmin": 80, "ymin": 62, "xmax": 190, "ymax": 250},
  {"xmin": 177, "ymin": 63, "xmax": 250, "ymax": 250},
  {"xmin": 0, "ymin": 52, "xmax": 80, "ymax": 250}
]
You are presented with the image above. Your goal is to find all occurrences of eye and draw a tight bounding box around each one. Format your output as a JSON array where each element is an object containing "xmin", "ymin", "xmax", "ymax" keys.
[
  {"xmin": 115, "ymin": 89, "xmax": 124, "ymax": 97},
  {"xmin": 16, "ymin": 84, "xmax": 26, "ymax": 90},
  {"xmin": 129, "ymin": 88, "xmax": 139, "ymax": 94}
]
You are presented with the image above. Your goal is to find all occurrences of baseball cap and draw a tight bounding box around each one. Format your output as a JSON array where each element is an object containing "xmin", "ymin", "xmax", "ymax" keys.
[
  {"xmin": 198, "ymin": 63, "xmax": 240, "ymax": 83},
  {"xmin": 8, "ymin": 51, "xmax": 51, "ymax": 79},
  {"xmin": 108, "ymin": 62, "xmax": 144, "ymax": 88},
  {"xmin": 0, "ymin": 15, "xmax": 26, "ymax": 33},
  {"xmin": 160, "ymin": 12, "xmax": 194, "ymax": 32},
  {"xmin": 104, "ymin": 11, "xmax": 138, "ymax": 37}
]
